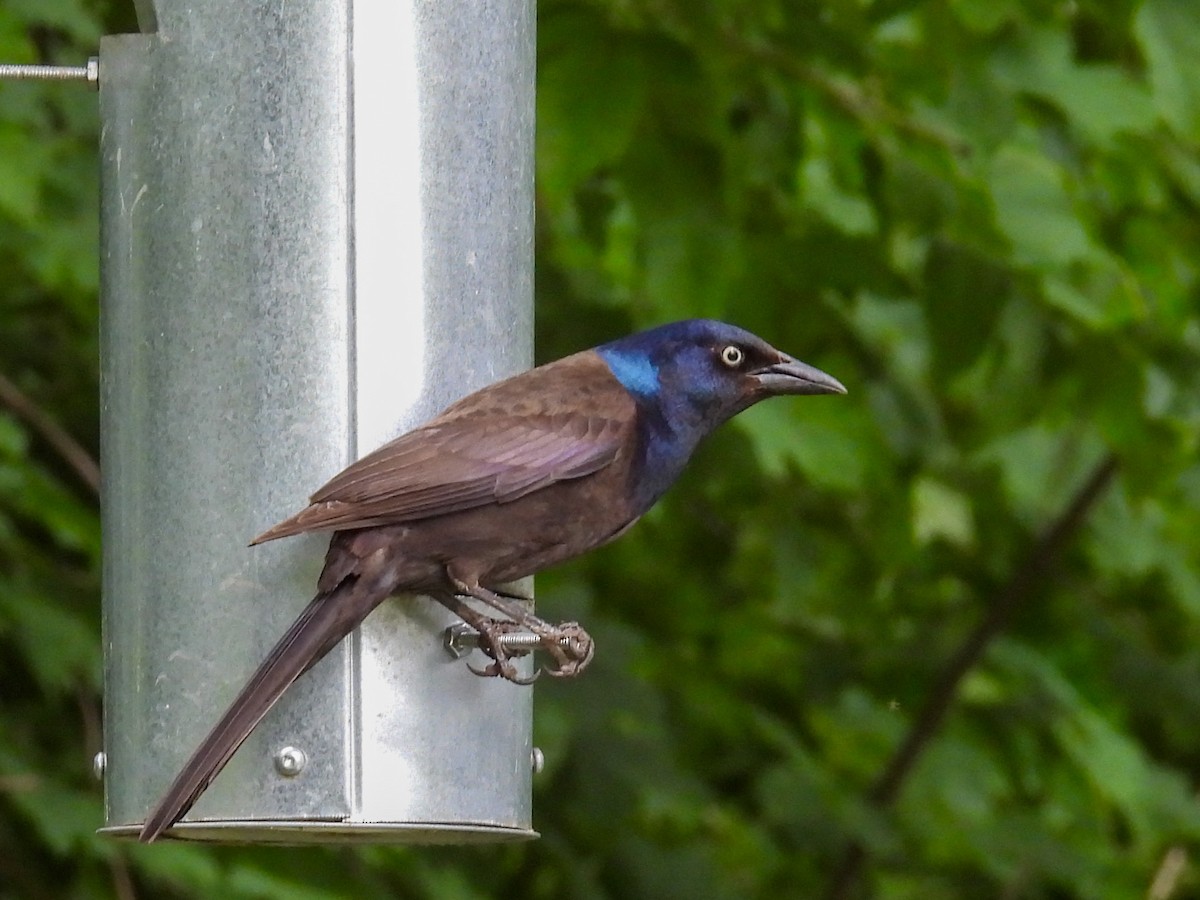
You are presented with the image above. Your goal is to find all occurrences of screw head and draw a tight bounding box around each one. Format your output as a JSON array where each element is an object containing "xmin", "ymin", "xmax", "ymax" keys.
[{"xmin": 274, "ymin": 746, "xmax": 307, "ymax": 777}]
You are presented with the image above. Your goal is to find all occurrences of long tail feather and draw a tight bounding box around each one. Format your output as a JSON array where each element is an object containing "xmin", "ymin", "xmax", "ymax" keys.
[{"xmin": 138, "ymin": 579, "xmax": 384, "ymax": 842}]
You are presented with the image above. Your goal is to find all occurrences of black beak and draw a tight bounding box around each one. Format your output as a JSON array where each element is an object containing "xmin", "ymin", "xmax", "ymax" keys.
[{"xmin": 752, "ymin": 355, "xmax": 847, "ymax": 396}]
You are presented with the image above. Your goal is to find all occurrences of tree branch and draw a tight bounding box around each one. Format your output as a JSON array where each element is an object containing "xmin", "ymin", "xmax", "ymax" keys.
[
  {"xmin": 825, "ymin": 453, "xmax": 1120, "ymax": 900},
  {"xmin": 0, "ymin": 371, "xmax": 99, "ymax": 497}
]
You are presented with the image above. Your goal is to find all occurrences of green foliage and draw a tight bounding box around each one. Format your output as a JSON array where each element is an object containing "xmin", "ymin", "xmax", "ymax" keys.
[{"xmin": 4, "ymin": 0, "xmax": 1200, "ymax": 897}]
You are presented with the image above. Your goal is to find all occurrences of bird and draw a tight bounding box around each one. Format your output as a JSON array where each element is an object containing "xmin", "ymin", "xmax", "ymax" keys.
[{"xmin": 138, "ymin": 318, "xmax": 846, "ymax": 842}]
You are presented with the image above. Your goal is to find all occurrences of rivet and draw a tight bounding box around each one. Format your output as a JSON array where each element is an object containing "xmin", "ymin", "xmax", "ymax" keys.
[
  {"xmin": 531, "ymin": 747, "xmax": 545, "ymax": 774},
  {"xmin": 274, "ymin": 746, "xmax": 307, "ymax": 777},
  {"xmin": 92, "ymin": 751, "xmax": 106, "ymax": 781}
]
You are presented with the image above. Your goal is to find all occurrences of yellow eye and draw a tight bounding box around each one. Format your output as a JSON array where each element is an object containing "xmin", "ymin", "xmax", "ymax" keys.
[{"xmin": 720, "ymin": 345, "xmax": 745, "ymax": 368}]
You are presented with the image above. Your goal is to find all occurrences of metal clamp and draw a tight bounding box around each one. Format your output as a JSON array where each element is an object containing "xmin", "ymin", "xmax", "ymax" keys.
[{"xmin": 0, "ymin": 57, "xmax": 99, "ymax": 90}]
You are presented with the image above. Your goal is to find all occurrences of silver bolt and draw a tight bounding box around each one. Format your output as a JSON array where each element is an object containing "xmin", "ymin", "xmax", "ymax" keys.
[
  {"xmin": 92, "ymin": 751, "xmax": 106, "ymax": 781},
  {"xmin": 531, "ymin": 747, "xmax": 545, "ymax": 774},
  {"xmin": 492, "ymin": 632, "xmax": 547, "ymax": 651},
  {"xmin": 0, "ymin": 57, "xmax": 100, "ymax": 90},
  {"xmin": 442, "ymin": 622, "xmax": 578, "ymax": 659},
  {"xmin": 274, "ymin": 746, "xmax": 307, "ymax": 777}
]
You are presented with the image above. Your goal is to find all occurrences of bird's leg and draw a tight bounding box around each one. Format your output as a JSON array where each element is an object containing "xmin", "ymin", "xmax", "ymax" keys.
[
  {"xmin": 432, "ymin": 592, "xmax": 539, "ymax": 685},
  {"xmin": 446, "ymin": 574, "xmax": 595, "ymax": 678}
]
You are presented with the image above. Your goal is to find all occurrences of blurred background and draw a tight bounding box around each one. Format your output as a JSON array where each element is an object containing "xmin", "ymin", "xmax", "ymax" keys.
[{"xmin": 3, "ymin": 1, "xmax": 1200, "ymax": 897}]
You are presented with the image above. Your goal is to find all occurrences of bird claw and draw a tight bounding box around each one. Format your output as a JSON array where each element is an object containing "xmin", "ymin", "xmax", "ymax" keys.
[
  {"xmin": 468, "ymin": 658, "xmax": 541, "ymax": 685},
  {"xmin": 462, "ymin": 618, "xmax": 595, "ymax": 685},
  {"xmin": 465, "ymin": 618, "xmax": 536, "ymax": 684},
  {"xmin": 539, "ymin": 621, "xmax": 595, "ymax": 678}
]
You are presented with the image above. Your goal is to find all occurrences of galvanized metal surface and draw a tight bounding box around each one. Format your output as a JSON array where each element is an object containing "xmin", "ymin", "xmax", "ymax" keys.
[{"xmin": 100, "ymin": 0, "xmax": 535, "ymax": 842}]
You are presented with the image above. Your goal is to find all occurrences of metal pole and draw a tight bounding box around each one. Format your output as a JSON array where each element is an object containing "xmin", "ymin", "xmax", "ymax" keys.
[{"xmin": 98, "ymin": 0, "xmax": 536, "ymax": 842}]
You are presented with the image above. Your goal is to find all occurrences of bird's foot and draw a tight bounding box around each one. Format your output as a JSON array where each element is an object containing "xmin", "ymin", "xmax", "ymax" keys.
[
  {"xmin": 466, "ymin": 618, "xmax": 540, "ymax": 685},
  {"xmin": 441, "ymin": 576, "xmax": 596, "ymax": 679},
  {"xmin": 469, "ymin": 658, "xmax": 541, "ymax": 686},
  {"xmin": 456, "ymin": 617, "xmax": 594, "ymax": 683},
  {"xmin": 536, "ymin": 621, "xmax": 595, "ymax": 678}
]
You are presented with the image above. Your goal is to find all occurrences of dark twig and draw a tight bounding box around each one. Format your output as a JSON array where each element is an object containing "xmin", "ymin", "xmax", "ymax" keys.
[
  {"xmin": 76, "ymin": 687, "xmax": 102, "ymax": 772},
  {"xmin": 0, "ymin": 371, "xmax": 99, "ymax": 496},
  {"xmin": 108, "ymin": 854, "xmax": 137, "ymax": 900},
  {"xmin": 825, "ymin": 453, "xmax": 1120, "ymax": 900},
  {"xmin": 1148, "ymin": 845, "xmax": 1189, "ymax": 900}
]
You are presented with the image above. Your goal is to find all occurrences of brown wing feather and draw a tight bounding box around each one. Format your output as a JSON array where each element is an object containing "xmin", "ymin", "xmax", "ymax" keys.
[{"xmin": 250, "ymin": 352, "xmax": 634, "ymax": 544}]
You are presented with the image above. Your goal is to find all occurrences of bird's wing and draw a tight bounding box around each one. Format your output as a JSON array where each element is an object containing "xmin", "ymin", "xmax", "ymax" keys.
[{"xmin": 251, "ymin": 410, "xmax": 628, "ymax": 543}]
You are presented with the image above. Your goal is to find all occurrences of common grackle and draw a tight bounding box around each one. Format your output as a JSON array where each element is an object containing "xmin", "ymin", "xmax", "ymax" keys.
[{"xmin": 139, "ymin": 319, "xmax": 845, "ymax": 841}]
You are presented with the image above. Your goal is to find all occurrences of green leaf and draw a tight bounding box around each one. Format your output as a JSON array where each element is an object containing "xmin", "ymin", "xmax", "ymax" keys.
[
  {"xmin": 0, "ymin": 583, "xmax": 100, "ymax": 690},
  {"xmin": 1038, "ymin": 249, "xmax": 1147, "ymax": 332},
  {"xmin": 951, "ymin": 0, "xmax": 1021, "ymax": 33},
  {"xmin": 0, "ymin": 412, "xmax": 29, "ymax": 458},
  {"xmin": 0, "ymin": 125, "xmax": 42, "ymax": 220},
  {"xmin": 538, "ymin": 11, "xmax": 648, "ymax": 202},
  {"xmin": 798, "ymin": 118, "xmax": 877, "ymax": 236},
  {"xmin": 1137, "ymin": 0, "xmax": 1200, "ymax": 138},
  {"xmin": 987, "ymin": 145, "xmax": 1095, "ymax": 270},
  {"xmin": 911, "ymin": 476, "xmax": 975, "ymax": 547},
  {"xmin": 994, "ymin": 29, "xmax": 1155, "ymax": 145},
  {"xmin": 923, "ymin": 238, "xmax": 1011, "ymax": 377},
  {"xmin": 740, "ymin": 393, "xmax": 876, "ymax": 493},
  {"xmin": 976, "ymin": 424, "xmax": 1106, "ymax": 522},
  {"xmin": 6, "ymin": 0, "xmax": 102, "ymax": 41},
  {"xmin": 8, "ymin": 781, "xmax": 101, "ymax": 856}
]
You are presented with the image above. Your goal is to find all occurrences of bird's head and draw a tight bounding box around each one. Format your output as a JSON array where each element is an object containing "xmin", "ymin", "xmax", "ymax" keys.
[{"xmin": 596, "ymin": 319, "xmax": 846, "ymax": 435}]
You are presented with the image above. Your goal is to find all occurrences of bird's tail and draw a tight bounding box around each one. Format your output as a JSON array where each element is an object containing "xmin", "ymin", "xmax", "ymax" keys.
[{"xmin": 138, "ymin": 577, "xmax": 384, "ymax": 842}]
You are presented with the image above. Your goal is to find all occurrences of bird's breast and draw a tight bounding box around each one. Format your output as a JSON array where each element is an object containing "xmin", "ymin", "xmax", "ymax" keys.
[
  {"xmin": 623, "ymin": 408, "xmax": 699, "ymax": 514},
  {"xmin": 375, "ymin": 452, "xmax": 643, "ymax": 590}
]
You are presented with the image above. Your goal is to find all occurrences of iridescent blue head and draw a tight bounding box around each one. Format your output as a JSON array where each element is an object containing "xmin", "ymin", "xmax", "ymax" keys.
[
  {"xmin": 596, "ymin": 319, "xmax": 845, "ymax": 505},
  {"xmin": 598, "ymin": 318, "xmax": 844, "ymax": 420}
]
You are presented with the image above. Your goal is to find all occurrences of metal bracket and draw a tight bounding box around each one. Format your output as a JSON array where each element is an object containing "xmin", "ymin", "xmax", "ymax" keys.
[{"xmin": 0, "ymin": 57, "xmax": 99, "ymax": 90}]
